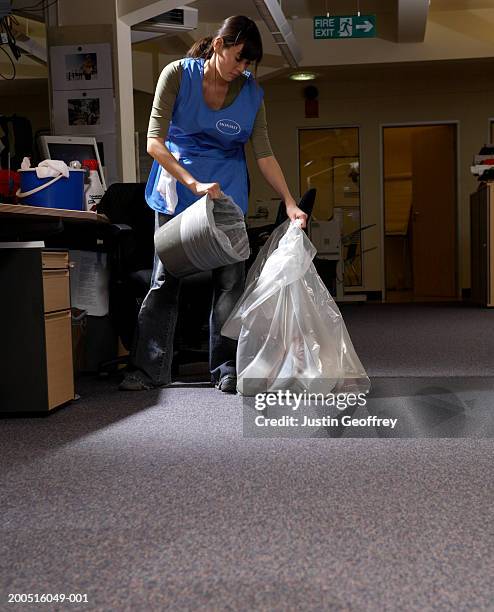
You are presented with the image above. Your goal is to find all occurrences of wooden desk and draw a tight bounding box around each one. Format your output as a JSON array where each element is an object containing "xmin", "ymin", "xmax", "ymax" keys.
[
  {"xmin": 0, "ymin": 205, "xmax": 110, "ymax": 415},
  {"xmin": 0, "ymin": 203, "xmax": 109, "ymax": 224}
]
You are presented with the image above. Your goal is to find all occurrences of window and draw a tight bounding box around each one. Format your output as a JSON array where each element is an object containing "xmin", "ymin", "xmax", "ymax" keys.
[{"xmin": 299, "ymin": 127, "xmax": 362, "ymax": 286}]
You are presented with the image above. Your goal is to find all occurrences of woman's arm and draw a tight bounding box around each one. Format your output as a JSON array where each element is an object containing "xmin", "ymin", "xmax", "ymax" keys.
[
  {"xmin": 256, "ymin": 155, "xmax": 308, "ymax": 228},
  {"xmin": 147, "ymin": 138, "xmax": 221, "ymax": 199},
  {"xmin": 147, "ymin": 61, "xmax": 221, "ymax": 199}
]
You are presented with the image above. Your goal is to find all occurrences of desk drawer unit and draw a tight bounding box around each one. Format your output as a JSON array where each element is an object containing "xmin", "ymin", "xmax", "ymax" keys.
[
  {"xmin": 42, "ymin": 250, "xmax": 69, "ymax": 270},
  {"xmin": 0, "ymin": 248, "xmax": 74, "ymax": 414},
  {"xmin": 43, "ymin": 269, "xmax": 71, "ymax": 313},
  {"xmin": 45, "ymin": 311, "xmax": 74, "ymax": 410}
]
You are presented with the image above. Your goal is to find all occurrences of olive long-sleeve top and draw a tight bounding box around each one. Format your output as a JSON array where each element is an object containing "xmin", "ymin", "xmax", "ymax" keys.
[{"xmin": 147, "ymin": 59, "xmax": 273, "ymax": 159}]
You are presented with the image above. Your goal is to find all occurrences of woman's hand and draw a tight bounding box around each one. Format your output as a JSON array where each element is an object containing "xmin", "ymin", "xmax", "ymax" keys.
[
  {"xmin": 190, "ymin": 181, "xmax": 222, "ymax": 199},
  {"xmin": 256, "ymin": 157, "xmax": 308, "ymax": 229},
  {"xmin": 286, "ymin": 199, "xmax": 308, "ymax": 229}
]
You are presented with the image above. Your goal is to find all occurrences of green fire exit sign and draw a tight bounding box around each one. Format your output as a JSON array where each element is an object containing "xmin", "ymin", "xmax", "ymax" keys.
[{"xmin": 313, "ymin": 15, "xmax": 376, "ymax": 39}]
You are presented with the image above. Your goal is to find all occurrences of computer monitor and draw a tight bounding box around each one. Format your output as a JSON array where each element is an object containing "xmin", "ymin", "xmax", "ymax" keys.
[{"xmin": 38, "ymin": 135, "xmax": 107, "ymax": 190}]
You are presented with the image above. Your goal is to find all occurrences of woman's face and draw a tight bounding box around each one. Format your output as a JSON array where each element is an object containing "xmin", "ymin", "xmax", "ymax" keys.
[{"xmin": 213, "ymin": 39, "xmax": 251, "ymax": 82}]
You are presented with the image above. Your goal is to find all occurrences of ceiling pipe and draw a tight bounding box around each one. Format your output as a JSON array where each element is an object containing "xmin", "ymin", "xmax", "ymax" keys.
[{"xmin": 252, "ymin": 0, "xmax": 302, "ymax": 67}]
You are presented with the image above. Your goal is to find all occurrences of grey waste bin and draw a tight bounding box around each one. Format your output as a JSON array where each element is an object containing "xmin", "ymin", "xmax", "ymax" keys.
[{"xmin": 154, "ymin": 193, "xmax": 250, "ymax": 277}]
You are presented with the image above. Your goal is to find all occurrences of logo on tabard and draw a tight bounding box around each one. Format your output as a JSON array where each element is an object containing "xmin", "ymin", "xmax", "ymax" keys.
[{"xmin": 216, "ymin": 119, "xmax": 241, "ymax": 135}]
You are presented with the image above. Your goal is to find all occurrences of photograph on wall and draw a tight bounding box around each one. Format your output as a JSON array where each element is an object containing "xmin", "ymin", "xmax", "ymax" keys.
[
  {"xmin": 52, "ymin": 89, "xmax": 114, "ymax": 135},
  {"xmin": 50, "ymin": 43, "xmax": 113, "ymax": 90},
  {"xmin": 65, "ymin": 53, "xmax": 98, "ymax": 82},
  {"xmin": 68, "ymin": 97, "xmax": 101, "ymax": 126}
]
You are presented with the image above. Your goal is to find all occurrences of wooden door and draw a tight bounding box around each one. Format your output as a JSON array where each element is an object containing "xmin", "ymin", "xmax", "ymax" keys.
[{"xmin": 411, "ymin": 126, "xmax": 457, "ymax": 298}]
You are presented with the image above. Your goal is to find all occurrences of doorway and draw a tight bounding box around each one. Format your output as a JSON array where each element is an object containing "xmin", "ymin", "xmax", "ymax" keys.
[{"xmin": 382, "ymin": 124, "xmax": 458, "ymax": 301}]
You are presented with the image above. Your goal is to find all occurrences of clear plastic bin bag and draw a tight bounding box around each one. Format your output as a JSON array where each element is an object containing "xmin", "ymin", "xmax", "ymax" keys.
[{"xmin": 221, "ymin": 220, "xmax": 371, "ymax": 396}]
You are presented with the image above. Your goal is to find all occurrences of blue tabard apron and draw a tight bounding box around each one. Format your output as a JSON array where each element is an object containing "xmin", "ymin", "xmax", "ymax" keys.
[{"xmin": 145, "ymin": 57, "xmax": 264, "ymax": 216}]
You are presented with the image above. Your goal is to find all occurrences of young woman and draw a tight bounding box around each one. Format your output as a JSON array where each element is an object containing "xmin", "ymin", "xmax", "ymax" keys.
[{"xmin": 120, "ymin": 15, "xmax": 307, "ymax": 392}]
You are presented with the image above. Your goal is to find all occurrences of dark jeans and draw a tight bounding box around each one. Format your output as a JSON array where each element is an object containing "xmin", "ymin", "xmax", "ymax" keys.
[{"xmin": 130, "ymin": 212, "xmax": 245, "ymax": 386}]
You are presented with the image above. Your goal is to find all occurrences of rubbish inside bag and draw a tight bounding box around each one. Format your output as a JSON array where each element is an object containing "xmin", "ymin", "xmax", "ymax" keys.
[
  {"xmin": 221, "ymin": 220, "xmax": 371, "ymax": 396},
  {"xmin": 154, "ymin": 193, "xmax": 250, "ymax": 277}
]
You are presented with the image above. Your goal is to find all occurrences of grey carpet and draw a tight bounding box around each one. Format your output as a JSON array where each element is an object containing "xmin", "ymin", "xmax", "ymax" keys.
[
  {"xmin": 340, "ymin": 302, "xmax": 494, "ymax": 376},
  {"xmin": 1, "ymin": 303, "xmax": 493, "ymax": 611}
]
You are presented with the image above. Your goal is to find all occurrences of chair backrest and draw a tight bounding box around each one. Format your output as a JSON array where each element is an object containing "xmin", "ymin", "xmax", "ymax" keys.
[
  {"xmin": 98, "ymin": 183, "xmax": 155, "ymax": 272},
  {"xmin": 345, "ymin": 242, "xmax": 358, "ymax": 262},
  {"xmin": 274, "ymin": 188, "xmax": 317, "ymax": 227}
]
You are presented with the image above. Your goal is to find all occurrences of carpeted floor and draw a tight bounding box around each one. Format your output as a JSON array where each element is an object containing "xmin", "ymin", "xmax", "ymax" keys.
[
  {"xmin": 341, "ymin": 301, "xmax": 494, "ymax": 377},
  {"xmin": 1, "ymin": 303, "xmax": 493, "ymax": 611}
]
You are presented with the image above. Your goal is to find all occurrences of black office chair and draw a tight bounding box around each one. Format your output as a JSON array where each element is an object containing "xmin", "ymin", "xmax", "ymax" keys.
[
  {"xmin": 245, "ymin": 189, "xmax": 344, "ymax": 295},
  {"xmin": 246, "ymin": 188, "xmax": 317, "ymax": 268},
  {"xmin": 97, "ymin": 183, "xmax": 212, "ymax": 373},
  {"xmin": 275, "ymin": 188, "xmax": 317, "ymax": 227},
  {"xmin": 97, "ymin": 183, "xmax": 155, "ymax": 354}
]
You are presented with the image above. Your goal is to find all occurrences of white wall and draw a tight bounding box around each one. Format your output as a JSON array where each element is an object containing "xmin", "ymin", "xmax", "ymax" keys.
[{"xmin": 245, "ymin": 60, "xmax": 494, "ymax": 293}]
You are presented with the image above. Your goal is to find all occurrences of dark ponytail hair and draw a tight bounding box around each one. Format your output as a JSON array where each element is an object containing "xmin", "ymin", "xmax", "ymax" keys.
[
  {"xmin": 187, "ymin": 36, "xmax": 214, "ymax": 60},
  {"xmin": 186, "ymin": 15, "xmax": 263, "ymax": 68}
]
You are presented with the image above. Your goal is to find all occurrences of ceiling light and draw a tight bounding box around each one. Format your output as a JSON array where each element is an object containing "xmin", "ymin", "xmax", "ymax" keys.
[{"xmin": 289, "ymin": 72, "xmax": 317, "ymax": 81}]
